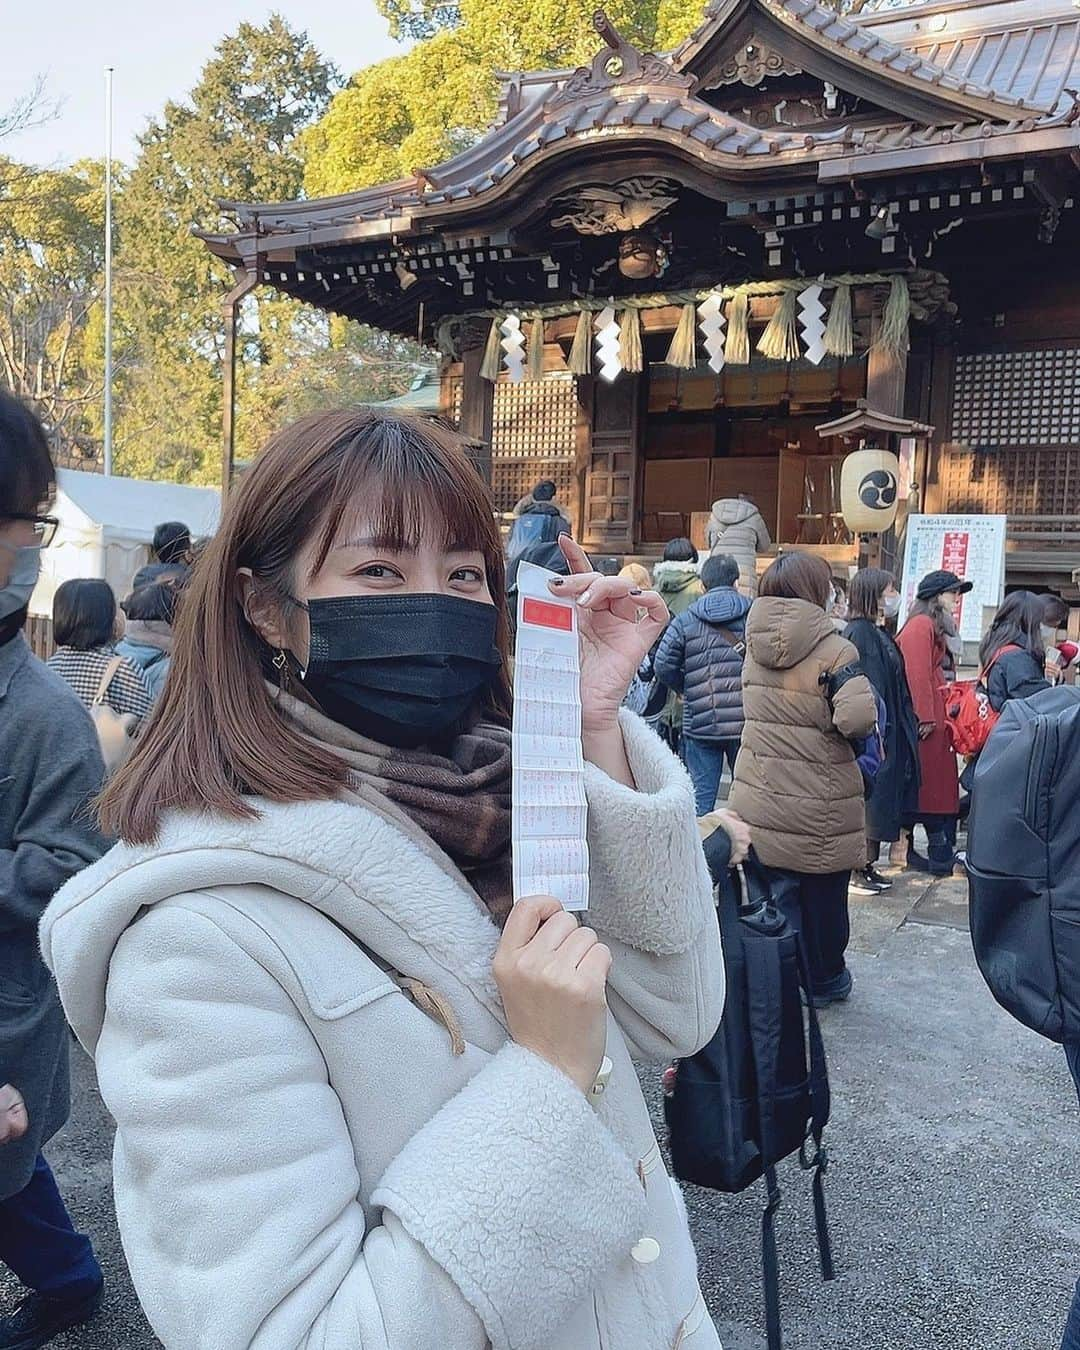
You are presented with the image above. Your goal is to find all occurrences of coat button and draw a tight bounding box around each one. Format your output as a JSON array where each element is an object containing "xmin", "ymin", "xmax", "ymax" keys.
[{"xmin": 631, "ymin": 1237, "xmax": 661, "ymax": 1264}]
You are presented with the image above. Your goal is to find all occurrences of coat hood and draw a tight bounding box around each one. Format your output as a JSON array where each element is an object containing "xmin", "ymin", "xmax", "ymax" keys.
[
  {"xmin": 709, "ymin": 498, "xmax": 759, "ymax": 527},
  {"xmin": 690, "ymin": 588, "xmax": 752, "ymax": 627},
  {"xmin": 652, "ymin": 560, "xmax": 700, "ymax": 594},
  {"xmin": 116, "ymin": 622, "xmax": 172, "ymax": 664},
  {"xmin": 746, "ymin": 595, "xmax": 836, "ymax": 670},
  {"xmin": 39, "ymin": 796, "xmax": 510, "ymax": 1056}
]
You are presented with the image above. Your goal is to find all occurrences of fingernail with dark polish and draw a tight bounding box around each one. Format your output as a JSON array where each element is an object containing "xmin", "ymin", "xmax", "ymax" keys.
[
  {"xmin": 551, "ymin": 577, "xmax": 565, "ymax": 587},
  {"xmin": 629, "ymin": 588, "xmax": 643, "ymax": 596}
]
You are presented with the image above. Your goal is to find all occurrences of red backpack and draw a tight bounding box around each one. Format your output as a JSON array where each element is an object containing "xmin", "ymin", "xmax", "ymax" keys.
[{"xmin": 941, "ymin": 644, "xmax": 1021, "ymax": 756}]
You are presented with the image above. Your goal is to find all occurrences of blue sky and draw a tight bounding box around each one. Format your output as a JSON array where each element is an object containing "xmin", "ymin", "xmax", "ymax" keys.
[{"xmin": 3, "ymin": 0, "xmax": 402, "ymax": 168}]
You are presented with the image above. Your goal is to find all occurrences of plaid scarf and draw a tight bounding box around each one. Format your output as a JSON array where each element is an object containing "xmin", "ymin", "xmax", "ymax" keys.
[{"xmin": 273, "ymin": 690, "xmax": 513, "ymax": 926}]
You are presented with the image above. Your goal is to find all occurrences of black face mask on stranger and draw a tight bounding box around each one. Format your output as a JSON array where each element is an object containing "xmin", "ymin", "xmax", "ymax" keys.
[{"xmin": 291, "ymin": 592, "xmax": 503, "ymax": 749}]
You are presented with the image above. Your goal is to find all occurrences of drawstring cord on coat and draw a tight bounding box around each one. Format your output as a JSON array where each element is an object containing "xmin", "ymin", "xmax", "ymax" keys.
[{"xmin": 397, "ymin": 977, "xmax": 466, "ymax": 1057}]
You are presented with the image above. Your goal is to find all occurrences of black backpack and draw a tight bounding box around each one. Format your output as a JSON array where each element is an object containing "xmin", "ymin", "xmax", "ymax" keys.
[
  {"xmin": 967, "ymin": 685, "xmax": 1080, "ymax": 1043},
  {"xmin": 664, "ymin": 840, "xmax": 834, "ymax": 1350}
]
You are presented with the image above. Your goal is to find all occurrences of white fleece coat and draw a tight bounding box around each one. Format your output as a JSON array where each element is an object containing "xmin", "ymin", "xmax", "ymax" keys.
[{"xmin": 40, "ymin": 713, "xmax": 724, "ymax": 1350}]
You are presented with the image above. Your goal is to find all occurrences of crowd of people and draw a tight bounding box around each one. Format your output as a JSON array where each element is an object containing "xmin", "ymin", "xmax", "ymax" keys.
[{"xmin": 1, "ymin": 400, "xmax": 1078, "ymax": 1349}]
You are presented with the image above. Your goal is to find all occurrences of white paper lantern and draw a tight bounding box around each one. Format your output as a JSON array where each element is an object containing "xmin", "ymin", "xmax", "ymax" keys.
[{"xmin": 840, "ymin": 447, "xmax": 901, "ymax": 533}]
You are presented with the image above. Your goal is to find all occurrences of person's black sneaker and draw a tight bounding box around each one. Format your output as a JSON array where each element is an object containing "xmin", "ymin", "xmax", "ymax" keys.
[
  {"xmin": 865, "ymin": 864, "xmax": 893, "ymax": 890},
  {"xmin": 906, "ymin": 848, "xmax": 932, "ymax": 873},
  {"xmin": 811, "ymin": 968, "xmax": 854, "ymax": 1009},
  {"xmin": 0, "ymin": 1279, "xmax": 104, "ymax": 1350},
  {"xmin": 849, "ymin": 867, "xmax": 886, "ymax": 895}
]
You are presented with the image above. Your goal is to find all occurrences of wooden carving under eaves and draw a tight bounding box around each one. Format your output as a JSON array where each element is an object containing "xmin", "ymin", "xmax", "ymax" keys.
[
  {"xmin": 547, "ymin": 9, "xmax": 694, "ymax": 110},
  {"xmin": 712, "ymin": 38, "xmax": 801, "ymax": 88},
  {"xmin": 550, "ymin": 177, "xmax": 679, "ymax": 235}
]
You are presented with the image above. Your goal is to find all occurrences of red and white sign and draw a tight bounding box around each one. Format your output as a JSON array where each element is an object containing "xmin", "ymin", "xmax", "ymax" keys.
[
  {"xmin": 899, "ymin": 513, "xmax": 1007, "ymax": 643},
  {"xmin": 940, "ymin": 531, "xmax": 971, "ymax": 627}
]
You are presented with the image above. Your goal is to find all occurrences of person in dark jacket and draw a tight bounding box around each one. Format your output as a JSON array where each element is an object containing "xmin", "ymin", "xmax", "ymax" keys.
[
  {"xmin": 654, "ymin": 554, "xmax": 752, "ymax": 815},
  {"xmin": 511, "ymin": 478, "xmax": 569, "ymax": 523},
  {"xmin": 0, "ymin": 391, "xmax": 108, "ymax": 1347},
  {"xmin": 979, "ymin": 590, "xmax": 1052, "ymax": 712},
  {"xmin": 955, "ymin": 592, "xmax": 1053, "ymax": 809},
  {"xmin": 116, "ymin": 578, "xmax": 181, "ymax": 702},
  {"xmin": 505, "ymin": 484, "xmax": 571, "ymax": 564},
  {"xmin": 844, "ymin": 568, "xmax": 920, "ymax": 894}
]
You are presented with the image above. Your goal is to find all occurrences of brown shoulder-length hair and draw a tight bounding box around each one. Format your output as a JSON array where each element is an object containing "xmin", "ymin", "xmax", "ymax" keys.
[
  {"xmin": 758, "ymin": 551, "xmax": 832, "ymax": 609},
  {"xmin": 848, "ymin": 567, "xmax": 896, "ymax": 621},
  {"xmin": 99, "ymin": 408, "xmax": 511, "ymax": 844},
  {"xmin": 906, "ymin": 593, "xmax": 948, "ymax": 637}
]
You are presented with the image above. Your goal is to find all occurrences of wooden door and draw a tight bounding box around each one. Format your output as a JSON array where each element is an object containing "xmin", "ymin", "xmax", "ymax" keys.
[
  {"xmin": 778, "ymin": 447, "xmax": 811, "ymax": 545},
  {"xmin": 583, "ymin": 375, "xmax": 640, "ymax": 553}
]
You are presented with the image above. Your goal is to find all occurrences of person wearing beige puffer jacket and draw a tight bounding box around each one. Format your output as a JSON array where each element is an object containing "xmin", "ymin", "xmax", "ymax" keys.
[{"xmin": 731, "ymin": 552, "xmax": 876, "ymax": 1007}]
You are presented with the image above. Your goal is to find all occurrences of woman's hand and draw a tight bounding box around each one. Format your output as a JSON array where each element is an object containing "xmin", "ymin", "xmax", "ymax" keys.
[
  {"xmin": 550, "ymin": 537, "xmax": 670, "ymax": 736},
  {"xmin": 715, "ymin": 809, "xmax": 751, "ymax": 866},
  {"xmin": 0, "ymin": 1084, "xmax": 27, "ymax": 1146},
  {"xmin": 493, "ymin": 896, "xmax": 611, "ymax": 1095},
  {"xmin": 918, "ymin": 721, "xmax": 936, "ymax": 740}
]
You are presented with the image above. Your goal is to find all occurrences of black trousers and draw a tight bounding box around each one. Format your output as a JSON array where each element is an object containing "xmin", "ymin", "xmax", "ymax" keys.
[{"xmin": 768, "ymin": 868, "xmax": 851, "ymax": 990}]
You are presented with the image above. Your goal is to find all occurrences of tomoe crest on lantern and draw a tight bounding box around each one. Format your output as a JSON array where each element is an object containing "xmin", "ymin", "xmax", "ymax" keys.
[
  {"xmin": 840, "ymin": 447, "xmax": 901, "ymax": 533},
  {"xmin": 858, "ymin": 468, "xmax": 897, "ymax": 511}
]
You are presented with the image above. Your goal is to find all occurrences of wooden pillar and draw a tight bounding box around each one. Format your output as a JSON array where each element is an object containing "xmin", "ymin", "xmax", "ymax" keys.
[
  {"xmin": 458, "ymin": 323, "xmax": 495, "ymax": 486},
  {"xmin": 866, "ymin": 304, "xmax": 909, "ymax": 418},
  {"xmin": 572, "ymin": 374, "xmax": 594, "ymax": 543},
  {"xmin": 924, "ymin": 322, "xmax": 958, "ymax": 514},
  {"xmin": 865, "ymin": 294, "xmax": 910, "ymax": 572},
  {"xmin": 220, "ymin": 268, "xmax": 259, "ymax": 504}
]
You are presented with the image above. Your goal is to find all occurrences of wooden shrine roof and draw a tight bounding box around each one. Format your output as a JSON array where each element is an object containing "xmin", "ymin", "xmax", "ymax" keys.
[
  {"xmin": 815, "ymin": 400, "xmax": 934, "ymax": 440},
  {"xmin": 198, "ymin": 0, "xmax": 1080, "ymax": 338},
  {"xmin": 858, "ymin": 0, "xmax": 1080, "ymax": 115},
  {"xmin": 670, "ymin": 0, "xmax": 1058, "ymax": 117}
]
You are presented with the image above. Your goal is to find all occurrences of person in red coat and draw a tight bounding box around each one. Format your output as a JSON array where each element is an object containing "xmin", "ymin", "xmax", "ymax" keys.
[{"xmin": 896, "ymin": 569, "xmax": 970, "ymax": 875}]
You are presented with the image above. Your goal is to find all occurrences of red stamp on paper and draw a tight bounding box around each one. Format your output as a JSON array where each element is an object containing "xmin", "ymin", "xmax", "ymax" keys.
[{"xmin": 521, "ymin": 597, "xmax": 574, "ymax": 632}]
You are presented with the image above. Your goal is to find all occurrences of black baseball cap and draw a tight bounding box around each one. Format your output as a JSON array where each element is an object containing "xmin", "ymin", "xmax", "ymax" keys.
[{"xmin": 916, "ymin": 569, "xmax": 973, "ymax": 601}]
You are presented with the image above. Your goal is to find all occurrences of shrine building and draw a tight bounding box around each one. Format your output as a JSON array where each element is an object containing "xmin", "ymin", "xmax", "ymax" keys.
[{"xmin": 201, "ymin": 0, "xmax": 1080, "ymax": 593}]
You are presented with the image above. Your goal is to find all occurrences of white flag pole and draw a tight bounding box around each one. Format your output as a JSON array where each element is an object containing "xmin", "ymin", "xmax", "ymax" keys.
[{"xmin": 103, "ymin": 66, "xmax": 114, "ymax": 477}]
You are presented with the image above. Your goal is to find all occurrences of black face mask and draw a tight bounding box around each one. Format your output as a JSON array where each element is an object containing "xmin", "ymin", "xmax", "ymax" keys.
[{"xmin": 297, "ymin": 592, "xmax": 502, "ymax": 748}]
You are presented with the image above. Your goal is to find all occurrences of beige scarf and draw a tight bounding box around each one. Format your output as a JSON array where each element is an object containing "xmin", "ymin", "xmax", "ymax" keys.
[{"xmin": 273, "ymin": 690, "xmax": 514, "ymax": 927}]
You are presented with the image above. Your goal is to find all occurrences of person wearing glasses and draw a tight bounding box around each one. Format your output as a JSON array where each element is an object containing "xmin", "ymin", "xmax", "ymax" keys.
[{"xmin": 0, "ymin": 392, "xmax": 108, "ymax": 1349}]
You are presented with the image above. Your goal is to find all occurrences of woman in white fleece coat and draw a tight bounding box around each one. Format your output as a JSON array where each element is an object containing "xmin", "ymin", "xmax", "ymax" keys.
[{"xmin": 41, "ymin": 409, "xmax": 724, "ymax": 1350}]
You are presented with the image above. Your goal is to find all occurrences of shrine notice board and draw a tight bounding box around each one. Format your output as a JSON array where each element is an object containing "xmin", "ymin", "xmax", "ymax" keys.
[{"xmin": 899, "ymin": 514, "xmax": 1007, "ymax": 643}]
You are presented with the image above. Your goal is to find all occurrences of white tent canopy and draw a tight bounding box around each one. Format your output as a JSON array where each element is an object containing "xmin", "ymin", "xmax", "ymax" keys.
[{"xmin": 30, "ymin": 470, "xmax": 220, "ymax": 617}]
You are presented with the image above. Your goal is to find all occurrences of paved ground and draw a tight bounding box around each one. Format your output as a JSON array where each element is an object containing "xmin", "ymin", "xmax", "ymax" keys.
[{"xmin": 3, "ymin": 866, "xmax": 1077, "ymax": 1350}]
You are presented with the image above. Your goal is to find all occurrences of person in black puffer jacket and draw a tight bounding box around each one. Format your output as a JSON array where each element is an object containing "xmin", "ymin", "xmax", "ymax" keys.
[
  {"xmin": 958, "ymin": 591, "xmax": 1051, "ymax": 802},
  {"xmin": 981, "ymin": 590, "xmax": 1052, "ymax": 712},
  {"xmin": 654, "ymin": 553, "xmax": 752, "ymax": 815}
]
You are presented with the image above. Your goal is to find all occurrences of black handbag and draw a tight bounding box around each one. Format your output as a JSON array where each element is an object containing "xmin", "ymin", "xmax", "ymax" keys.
[{"xmin": 663, "ymin": 844, "xmax": 834, "ymax": 1350}]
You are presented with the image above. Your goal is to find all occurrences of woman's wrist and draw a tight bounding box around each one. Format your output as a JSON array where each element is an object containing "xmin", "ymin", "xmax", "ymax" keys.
[{"xmin": 582, "ymin": 721, "xmax": 636, "ymax": 789}]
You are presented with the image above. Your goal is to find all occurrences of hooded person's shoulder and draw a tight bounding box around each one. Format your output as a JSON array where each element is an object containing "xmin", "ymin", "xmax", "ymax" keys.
[
  {"xmin": 653, "ymin": 560, "xmax": 701, "ymax": 591},
  {"xmin": 709, "ymin": 498, "xmax": 759, "ymax": 528},
  {"xmin": 745, "ymin": 596, "xmax": 841, "ymax": 670}
]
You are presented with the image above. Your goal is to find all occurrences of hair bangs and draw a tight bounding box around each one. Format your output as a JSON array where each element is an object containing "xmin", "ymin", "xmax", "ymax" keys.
[{"xmin": 309, "ymin": 413, "xmax": 502, "ymax": 580}]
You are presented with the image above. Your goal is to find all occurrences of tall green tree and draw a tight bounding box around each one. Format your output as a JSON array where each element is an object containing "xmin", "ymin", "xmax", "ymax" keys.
[
  {"xmin": 306, "ymin": 0, "xmax": 685, "ymax": 197},
  {"xmin": 309, "ymin": 0, "xmax": 916, "ymax": 196},
  {"xmin": 0, "ymin": 156, "xmax": 105, "ymax": 464},
  {"xmin": 111, "ymin": 16, "xmax": 348, "ymax": 482}
]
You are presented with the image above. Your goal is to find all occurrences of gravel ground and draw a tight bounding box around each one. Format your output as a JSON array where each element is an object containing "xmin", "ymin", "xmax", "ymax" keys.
[{"xmin": 4, "ymin": 873, "xmax": 1077, "ymax": 1350}]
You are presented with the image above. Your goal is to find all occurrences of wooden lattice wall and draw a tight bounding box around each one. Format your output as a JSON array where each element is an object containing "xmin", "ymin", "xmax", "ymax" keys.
[
  {"xmin": 951, "ymin": 348, "xmax": 1080, "ymax": 449},
  {"xmin": 938, "ymin": 343, "xmax": 1080, "ymax": 543},
  {"xmin": 939, "ymin": 445, "xmax": 1080, "ymax": 531},
  {"xmin": 450, "ymin": 373, "xmax": 578, "ymax": 514}
]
